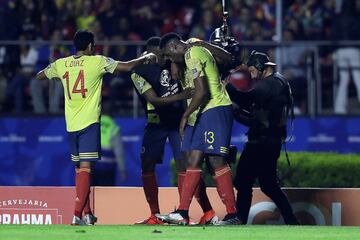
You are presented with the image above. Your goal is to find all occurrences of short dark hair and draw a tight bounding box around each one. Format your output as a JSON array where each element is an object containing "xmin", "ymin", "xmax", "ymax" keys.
[
  {"xmin": 146, "ymin": 36, "xmax": 161, "ymax": 48},
  {"xmin": 73, "ymin": 30, "xmax": 95, "ymax": 51},
  {"xmin": 159, "ymin": 32, "xmax": 181, "ymax": 49}
]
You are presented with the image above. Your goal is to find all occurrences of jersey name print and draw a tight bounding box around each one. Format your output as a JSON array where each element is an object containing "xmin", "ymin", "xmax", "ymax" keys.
[{"xmin": 44, "ymin": 55, "xmax": 118, "ymax": 132}]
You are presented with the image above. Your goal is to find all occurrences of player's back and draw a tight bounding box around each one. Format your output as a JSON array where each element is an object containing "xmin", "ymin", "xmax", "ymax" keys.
[
  {"xmin": 46, "ymin": 55, "xmax": 117, "ymax": 132},
  {"xmin": 184, "ymin": 45, "xmax": 231, "ymax": 113}
]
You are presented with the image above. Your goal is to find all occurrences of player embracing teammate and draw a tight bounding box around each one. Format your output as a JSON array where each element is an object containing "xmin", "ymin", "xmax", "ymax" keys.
[
  {"xmin": 156, "ymin": 33, "xmax": 240, "ymax": 225},
  {"xmin": 131, "ymin": 37, "xmax": 219, "ymax": 225}
]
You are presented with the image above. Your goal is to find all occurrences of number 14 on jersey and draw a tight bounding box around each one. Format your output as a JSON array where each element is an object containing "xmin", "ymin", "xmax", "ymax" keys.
[{"xmin": 62, "ymin": 70, "xmax": 88, "ymax": 99}]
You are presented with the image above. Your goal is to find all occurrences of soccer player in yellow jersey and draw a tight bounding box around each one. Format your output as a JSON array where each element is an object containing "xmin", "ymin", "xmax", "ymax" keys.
[
  {"xmin": 131, "ymin": 37, "xmax": 218, "ymax": 225},
  {"xmin": 36, "ymin": 30, "xmax": 156, "ymax": 225},
  {"xmin": 156, "ymin": 33, "xmax": 240, "ymax": 225}
]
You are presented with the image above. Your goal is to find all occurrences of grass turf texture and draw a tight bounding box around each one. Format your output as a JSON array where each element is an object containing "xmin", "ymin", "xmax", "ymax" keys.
[{"xmin": 1, "ymin": 225, "xmax": 360, "ymax": 240}]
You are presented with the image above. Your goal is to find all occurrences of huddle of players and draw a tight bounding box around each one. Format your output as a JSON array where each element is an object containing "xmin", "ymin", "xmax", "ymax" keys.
[
  {"xmin": 132, "ymin": 34, "xmax": 242, "ymax": 225},
  {"xmin": 132, "ymin": 33, "xmax": 299, "ymax": 225},
  {"xmin": 36, "ymin": 29, "xmax": 238, "ymax": 226},
  {"xmin": 37, "ymin": 29, "xmax": 296, "ymax": 226}
]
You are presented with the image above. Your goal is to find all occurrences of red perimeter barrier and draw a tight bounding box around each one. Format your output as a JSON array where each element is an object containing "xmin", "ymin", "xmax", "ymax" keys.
[{"xmin": 0, "ymin": 187, "xmax": 359, "ymax": 225}]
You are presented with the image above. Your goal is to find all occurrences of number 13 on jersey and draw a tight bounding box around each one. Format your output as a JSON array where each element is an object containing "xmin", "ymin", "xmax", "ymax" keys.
[{"xmin": 62, "ymin": 70, "xmax": 88, "ymax": 99}]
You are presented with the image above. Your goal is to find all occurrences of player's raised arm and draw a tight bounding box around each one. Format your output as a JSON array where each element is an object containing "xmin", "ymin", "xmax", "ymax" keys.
[
  {"xmin": 131, "ymin": 72, "xmax": 192, "ymax": 107},
  {"xmin": 143, "ymin": 88, "xmax": 193, "ymax": 107},
  {"xmin": 114, "ymin": 53, "xmax": 157, "ymax": 73},
  {"xmin": 190, "ymin": 41, "xmax": 232, "ymax": 65}
]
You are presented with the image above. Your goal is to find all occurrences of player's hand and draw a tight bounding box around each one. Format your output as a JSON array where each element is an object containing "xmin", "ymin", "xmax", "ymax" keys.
[
  {"xmin": 179, "ymin": 114, "xmax": 189, "ymax": 140},
  {"xmin": 178, "ymin": 88, "xmax": 194, "ymax": 100},
  {"xmin": 144, "ymin": 53, "xmax": 158, "ymax": 64}
]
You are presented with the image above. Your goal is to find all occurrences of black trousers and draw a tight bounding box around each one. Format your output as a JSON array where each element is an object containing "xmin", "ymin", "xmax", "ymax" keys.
[{"xmin": 234, "ymin": 139, "xmax": 298, "ymax": 224}]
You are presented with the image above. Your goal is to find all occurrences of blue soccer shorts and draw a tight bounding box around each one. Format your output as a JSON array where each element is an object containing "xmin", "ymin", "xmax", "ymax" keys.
[
  {"xmin": 189, "ymin": 105, "xmax": 233, "ymax": 156},
  {"xmin": 68, "ymin": 122, "xmax": 101, "ymax": 163},
  {"xmin": 141, "ymin": 123, "xmax": 184, "ymax": 163}
]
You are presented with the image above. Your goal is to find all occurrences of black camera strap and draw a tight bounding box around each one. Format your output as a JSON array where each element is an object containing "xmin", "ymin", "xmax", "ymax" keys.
[{"xmin": 274, "ymin": 72, "xmax": 294, "ymax": 166}]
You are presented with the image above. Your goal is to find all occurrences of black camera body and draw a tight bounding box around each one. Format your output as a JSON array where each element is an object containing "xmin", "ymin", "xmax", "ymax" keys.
[{"xmin": 209, "ymin": 11, "xmax": 242, "ymax": 76}]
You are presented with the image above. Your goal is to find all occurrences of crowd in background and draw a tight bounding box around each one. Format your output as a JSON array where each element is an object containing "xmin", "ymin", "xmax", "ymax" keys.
[{"xmin": 0, "ymin": 0, "xmax": 360, "ymax": 115}]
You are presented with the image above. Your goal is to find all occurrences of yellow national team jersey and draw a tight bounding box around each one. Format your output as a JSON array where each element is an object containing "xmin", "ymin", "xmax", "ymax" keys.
[
  {"xmin": 130, "ymin": 72, "xmax": 160, "ymax": 124},
  {"xmin": 44, "ymin": 55, "xmax": 118, "ymax": 132},
  {"xmin": 184, "ymin": 44, "xmax": 231, "ymax": 121},
  {"xmin": 182, "ymin": 38, "xmax": 201, "ymax": 126}
]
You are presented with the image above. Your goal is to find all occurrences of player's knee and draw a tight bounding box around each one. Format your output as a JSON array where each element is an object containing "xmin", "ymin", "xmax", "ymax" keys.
[
  {"xmin": 141, "ymin": 159, "xmax": 156, "ymax": 173},
  {"xmin": 175, "ymin": 159, "xmax": 187, "ymax": 172},
  {"xmin": 187, "ymin": 158, "xmax": 202, "ymax": 168},
  {"xmin": 187, "ymin": 151, "xmax": 203, "ymax": 168},
  {"xmin": 208, "ymin": 155, "xmax": 227, "ymax": 169}
]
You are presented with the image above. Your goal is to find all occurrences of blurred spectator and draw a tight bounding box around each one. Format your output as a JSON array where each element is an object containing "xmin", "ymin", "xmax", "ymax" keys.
[
  {"xmin": 0, "ymin": 0, "xmax": 360, "ymax": 115},
  {"xmin": 281, "ymin": 29, "xmax": 312, "ymax": 113},
  {"xmin": 190, "ymin": 9, "xmax": 215, "ymax": 41},
  {"xmin": 19, "ymin": 0, "xmax": 37, "ymax": 40},
  {"xmin": 332, "ymin": 0, "xmax": 360, "ymax": 114},
  {"xmin": 230, "ymin": 6, "xmax": 252, "ymax": 41},
  {"xmin": 97, "ymin": 0, "xmax": 120, "ymax": 38},
  {"xmin": 0, "ymin": 46, "xmax": 6, "ymax": 111},
  {"xmin": 286, "ymin": 17, "xmax": 305, "ymax": 40},
  {"xmin": 30, "ymin": 30, "xmax": 69, "ymax": 114},
  {"xmin": 261, "ymin": 0, "xmax": 276, "ymax": 30},
  {"xmin": 321, "ymin": 0, "xmax": 337, "ymax": 39},
  {"xmin": 76, "ymin": 0, "xmax": 96, "ymax": 30},
  {"xmin": 93, "ymin": 114, "xmax": 126, "ymax": 186},
  {"xmin": 5, "ymin": 36, "xmax": 38, "ymax": 113}
]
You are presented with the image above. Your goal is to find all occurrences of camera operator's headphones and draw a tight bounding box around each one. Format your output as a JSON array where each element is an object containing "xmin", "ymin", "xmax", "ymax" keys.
[{"xmin": 247, "ymin": 50, "xmax": 276, "ymax": 72}]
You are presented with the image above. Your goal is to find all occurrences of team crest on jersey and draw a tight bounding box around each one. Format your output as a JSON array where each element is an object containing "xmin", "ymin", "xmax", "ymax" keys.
[
  {"xmin": 160, "ymin": 69, "xmax": 171, "ymax": 87},
  {"xmin": 137, "ymin": 79, "xmax": 145, "ymax": 91},
  {"xmin": 185, "ymin": 51, "xmax": 191, "ymax": 60},
  {"xmin": 105, "ymin": 57, "xmax": 115, "ymax": 64},
  {"xmin": 192, "ymin": 68, "xmax": 200, "ymax": 79},
  {"xmin": 133, "ymin": 74, "xmax": 145, "ymax": 91},
  {"xmin": 104, "ymin": 57, "xmax": 115, "ymax": 72}
]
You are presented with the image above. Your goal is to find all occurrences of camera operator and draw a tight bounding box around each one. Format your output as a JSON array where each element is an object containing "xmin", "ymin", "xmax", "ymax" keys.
[{"xmin": 225, "ymin": 51, "xmax": 299, "ymax": 225}]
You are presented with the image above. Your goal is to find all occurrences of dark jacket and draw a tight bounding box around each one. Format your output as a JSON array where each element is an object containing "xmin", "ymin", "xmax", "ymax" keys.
[{"xmin": 226, "ymin": 72, "xmax": 292, "ymax": 141}]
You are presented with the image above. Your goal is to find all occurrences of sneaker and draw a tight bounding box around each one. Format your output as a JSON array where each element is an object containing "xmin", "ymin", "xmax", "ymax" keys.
[
  {"xmin": 155, "ymin": 211, "xmax": 189, "ymax": 225},
  {"xmin": 199, "ymin": 209, "xmax": 219, "ymax": 225},
  {"xmin": 135, "ymin": 215, "xmax": 164, "ymax": 225},
  {"xmin": 188, "ymin": 219, "xmax": 198, "ymax": 225},
  {"xmin": 71, "ymin": 216, "xmax": 86, "ymax": 226},
  {"xmin": 83, "ymin": 214, "xmax": 97, "ymax": 225},
  {"xmin": 216, "ymin": 213, "xmax": 242, "ymax": 225}
]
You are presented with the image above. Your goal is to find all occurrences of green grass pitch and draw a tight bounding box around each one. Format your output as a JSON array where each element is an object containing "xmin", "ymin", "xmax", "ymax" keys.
[{"xmin": 1, "ymin": 225, "xmax": 360, "ymax": 240}]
